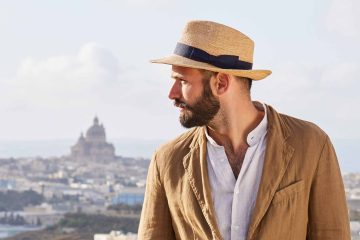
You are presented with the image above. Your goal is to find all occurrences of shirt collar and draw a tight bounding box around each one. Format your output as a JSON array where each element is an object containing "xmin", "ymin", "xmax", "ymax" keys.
[
  {"xmin": 247, "ymin": 102, "xmax": 268, "ymax": 147},
  {"xmin": 205, "ymin": 101, "xmax": 268, "ymax": 147},
  {"xmin": 205, "ymin": 128, "xmax": 223, "ymax": 148}
]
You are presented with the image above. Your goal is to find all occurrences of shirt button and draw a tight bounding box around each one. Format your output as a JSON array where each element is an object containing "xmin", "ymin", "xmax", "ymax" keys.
[
  {"xmin": 235, "ymin": 190, "xmax": 240, "ymax": 194},
  {"xmin": 220, "ymin": 159, "xmax": 225, "ymax": 162}
]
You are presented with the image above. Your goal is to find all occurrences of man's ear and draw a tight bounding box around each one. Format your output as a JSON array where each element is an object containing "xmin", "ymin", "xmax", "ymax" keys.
[{"xmin": 213, "ymin": 72, "xmax": 230, "ymax": 95}]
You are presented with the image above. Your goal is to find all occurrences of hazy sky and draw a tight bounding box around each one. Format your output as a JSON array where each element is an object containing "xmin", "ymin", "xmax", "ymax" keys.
[{"xmin": 0, "ymin": 0, "xmax": 359, "ymax": 145}]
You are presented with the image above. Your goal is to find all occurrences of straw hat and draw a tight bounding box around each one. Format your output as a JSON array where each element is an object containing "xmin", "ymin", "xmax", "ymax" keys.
[{"xmin": 151, "ymin": 20, "xmax": 271, "ymax": 80}]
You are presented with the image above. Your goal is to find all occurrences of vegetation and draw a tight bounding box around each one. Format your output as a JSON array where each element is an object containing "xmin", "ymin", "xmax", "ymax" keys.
[
  {"xmin": 4, "ymin": 212, "xmax": 140, "ymax": 240},
  {"xmin": 58, "ymin": 213, "xmax": 139, "ymax": 233},
  {"xmin": 107, "ymin": 203, "xmax": 142, "ymax": 214},
  {"xmin": 0, "ymin": 190, "xmax": 44, "ymax": 211},
  {"xmin": 0, "ymin": 212, "xmax": 26, "ymax": 225}
]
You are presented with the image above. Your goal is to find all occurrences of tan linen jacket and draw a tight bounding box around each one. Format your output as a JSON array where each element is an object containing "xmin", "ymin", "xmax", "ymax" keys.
[{"xmin": 138, "ymin": 105, "xmax": 350, "ymax": 240}]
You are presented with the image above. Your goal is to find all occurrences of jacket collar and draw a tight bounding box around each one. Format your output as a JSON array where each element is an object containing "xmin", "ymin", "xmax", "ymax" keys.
[
  {"xmin": 182, "ymin": 104, "xmax": 294, "ymax": 240},
  {"xmin": 246, "ymin": 104, "xmax": 294, "ymax": 240}
]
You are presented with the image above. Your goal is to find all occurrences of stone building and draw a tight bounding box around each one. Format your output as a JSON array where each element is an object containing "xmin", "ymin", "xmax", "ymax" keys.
[{"xmin": 71, "ymin": 117, "xmax": 115, "ymax": 162}]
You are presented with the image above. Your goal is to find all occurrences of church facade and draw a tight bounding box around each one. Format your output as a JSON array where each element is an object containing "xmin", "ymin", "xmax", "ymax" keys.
[{"xmin": 71, "ymin": 117, "xmax": 115, "ymax": 162}]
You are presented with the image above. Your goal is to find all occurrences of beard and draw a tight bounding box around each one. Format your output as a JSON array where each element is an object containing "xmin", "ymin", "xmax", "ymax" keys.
[{"xmin": 174, "ymin": 79, "xmax": 220, "ymax": 128}]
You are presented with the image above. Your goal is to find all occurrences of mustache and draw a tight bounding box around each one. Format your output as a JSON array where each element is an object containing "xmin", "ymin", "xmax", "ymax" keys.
[{"xmin": 174, "ymin": 99, "xmax": 191, "ymax": 109}]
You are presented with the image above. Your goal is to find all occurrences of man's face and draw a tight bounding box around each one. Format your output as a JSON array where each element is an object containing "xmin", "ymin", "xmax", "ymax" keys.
[{"xmin": 169, "ymin": 66, "xmax": 220, "ymax": 128}]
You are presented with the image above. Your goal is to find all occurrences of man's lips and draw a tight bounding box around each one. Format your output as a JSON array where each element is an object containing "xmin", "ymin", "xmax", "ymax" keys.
[{"xmin": 174, "ymin": 101, "xmax": 188, "ymax": 110}]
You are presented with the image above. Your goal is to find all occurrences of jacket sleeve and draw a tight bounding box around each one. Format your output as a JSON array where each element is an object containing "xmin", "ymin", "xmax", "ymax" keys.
[
  {"xmin": 307, "ymin": 136, "xmax": 351, "ymax": 239},
  {"xmin": 138, "ymin": 152, "xmax": 176, "ymax": 240}
]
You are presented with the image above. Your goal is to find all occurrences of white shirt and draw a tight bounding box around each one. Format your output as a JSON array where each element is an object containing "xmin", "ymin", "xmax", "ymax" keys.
[{"xmin": 205, "ymin": 103, "xmax": 268, "ymax": 240}]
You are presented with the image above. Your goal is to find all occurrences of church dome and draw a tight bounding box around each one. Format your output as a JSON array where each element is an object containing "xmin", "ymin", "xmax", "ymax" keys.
[{"xmin": 86, "ymin": 117, "xmax": 106, "ymax": 143}]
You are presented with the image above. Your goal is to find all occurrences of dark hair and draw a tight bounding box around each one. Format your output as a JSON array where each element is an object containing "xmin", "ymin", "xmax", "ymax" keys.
[
  {"xmin": 241, "ymin": 77, "xmax": 252, "ymax": 91},
  {"xmin": 200, "ymin": 69, "xmax": 252, "ymax": 91}
]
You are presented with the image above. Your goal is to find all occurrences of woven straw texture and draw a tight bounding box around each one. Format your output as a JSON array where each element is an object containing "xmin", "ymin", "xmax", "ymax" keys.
[{"xmin": 151, "ymin": 20, "xmax": 271, "ymax": 80}]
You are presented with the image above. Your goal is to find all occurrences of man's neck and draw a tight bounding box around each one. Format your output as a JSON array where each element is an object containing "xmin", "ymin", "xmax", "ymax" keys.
[{"xmin": 207, "ymin": 101, "xmax": 265, "ymax": 153}]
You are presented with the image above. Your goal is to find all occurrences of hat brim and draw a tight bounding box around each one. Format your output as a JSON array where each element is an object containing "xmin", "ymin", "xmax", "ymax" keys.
[{"xmin": 151, "ymin": 54, "xmax": 271, "ymax": 80}]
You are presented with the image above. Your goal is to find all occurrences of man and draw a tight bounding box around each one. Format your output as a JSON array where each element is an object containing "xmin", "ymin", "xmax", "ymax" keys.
[{"xmin": 138, "ymin": 20, "xmax": 350, "ymax": 240}]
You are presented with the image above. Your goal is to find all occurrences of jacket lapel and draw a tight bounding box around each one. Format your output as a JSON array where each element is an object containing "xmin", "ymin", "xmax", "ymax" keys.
[
  {"xmin": 183, "ymin": 127, "xmax": 222, "ymax": 240},
  {"xmin": 247, "ymin": 105, "xmax": 295, "ymax": 240}
]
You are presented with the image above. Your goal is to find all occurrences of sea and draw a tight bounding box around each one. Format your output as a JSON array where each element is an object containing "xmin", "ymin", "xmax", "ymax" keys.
[
  {"xmin": 0, "ymin": 139, "xmax": 165, "ymax": 160},
  {"xmin": 0, "ymin": 225, "xmax": 42, "ymax": 239},
  {"xmin": 0, "ymin": 138, "xmax": 358, "ymax": 173}
]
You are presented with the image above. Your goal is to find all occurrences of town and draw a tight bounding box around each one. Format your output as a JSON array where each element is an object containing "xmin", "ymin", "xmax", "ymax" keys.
[{"xmin": 0, "ymin": 117, "xmax": 148, "ymax": 239}]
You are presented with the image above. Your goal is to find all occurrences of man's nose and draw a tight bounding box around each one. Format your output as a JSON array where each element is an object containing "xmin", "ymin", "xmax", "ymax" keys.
[{"xmin": 168, "ymin": 81, "xmax": 181, "ymax": 100}]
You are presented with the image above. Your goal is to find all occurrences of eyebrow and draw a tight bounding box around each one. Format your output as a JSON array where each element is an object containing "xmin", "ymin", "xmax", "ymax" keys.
[{"xmin": 171, "ymin": 74, "xmax": 185, "ymax": 80}]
